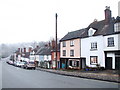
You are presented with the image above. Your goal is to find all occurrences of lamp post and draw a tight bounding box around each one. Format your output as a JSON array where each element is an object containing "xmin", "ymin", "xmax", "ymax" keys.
[{"xmin": 55, "ymin": 13, "xmax": 58, "ymax": 69}]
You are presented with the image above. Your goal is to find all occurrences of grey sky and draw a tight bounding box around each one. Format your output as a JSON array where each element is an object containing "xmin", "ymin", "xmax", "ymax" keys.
[{"xmin": 0, "ymin": 0, "xmax": 119, "ymax": 44}]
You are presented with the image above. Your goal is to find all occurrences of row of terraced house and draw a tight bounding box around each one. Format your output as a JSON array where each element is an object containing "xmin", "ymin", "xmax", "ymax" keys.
[{"xmin": 12, "ymin": 6, "xmax": 120, "ymax": 70}]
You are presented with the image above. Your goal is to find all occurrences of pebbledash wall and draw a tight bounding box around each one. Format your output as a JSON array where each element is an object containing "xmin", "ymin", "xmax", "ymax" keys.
[
  {"xmin": 104, "ymin": 34, "xmax": 120, "ymax": 69},
  {"xmin": 81, "ymin": 35, "xmax": 105, "ymax": 68},
  {"xmin": 81, "ymin": 33, "xmax": 120, "ymax": 69}
]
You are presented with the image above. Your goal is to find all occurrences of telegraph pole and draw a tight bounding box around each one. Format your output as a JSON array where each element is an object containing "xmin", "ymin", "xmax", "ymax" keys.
[{"xmin": 55, "ymin": 13, "xmax": 58, "ymax": 69}]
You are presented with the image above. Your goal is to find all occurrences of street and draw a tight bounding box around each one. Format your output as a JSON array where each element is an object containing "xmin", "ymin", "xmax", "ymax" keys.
[{"xmin": 1, "ymin": 58, "xmax": 119, "ymax": 88}]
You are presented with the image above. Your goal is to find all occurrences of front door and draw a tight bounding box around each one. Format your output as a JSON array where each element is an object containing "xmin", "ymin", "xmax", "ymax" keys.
[
  {"xmin": 115, "ymin": 57, "xmax": 120, "ymax": 70},
  {"xmin": 81, "ymin": 58, "xmax": 86, "ymax": 69},
  {"xmin": 105, "ymin": 57, "xmax": 112, "ymax": 69}
]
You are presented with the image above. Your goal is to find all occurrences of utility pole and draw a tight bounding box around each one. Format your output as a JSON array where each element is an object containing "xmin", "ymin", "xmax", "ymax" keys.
[{"xmin": 55, "ymin": 13, "xmax": 58, "ymax": 69}]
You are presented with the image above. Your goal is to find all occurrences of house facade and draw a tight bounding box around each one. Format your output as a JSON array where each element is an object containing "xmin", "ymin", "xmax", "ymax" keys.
[
  {"xmin": 30, "ymin": 46, "xmax": 40, "ymax": 66},
  {"xmin": 81, "ymin": 35, "xmax": 105, "ymax": 68},
  {"xmin": 36, "ymin": 46, "xmax": 52, "ymax": 68},
  {"xmin": 60, "ymin": 29, "xmax": 87, "ymax": 69},
  {"xmin": 104, "ymin": 16, "xmax": 120, "ymax": 70},
  {"xmin": 81, "ymin": 7, "xmax": 120, "ymax": 70},
  {"xmin": 51, "ymin": 43, "xmax": 60, "ymax": 69}
]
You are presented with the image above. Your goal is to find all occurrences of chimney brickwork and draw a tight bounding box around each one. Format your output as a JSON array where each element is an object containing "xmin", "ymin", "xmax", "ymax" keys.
[{"xmin": 104, "ymin": 6, "xmax": 112, "ymax": 24}]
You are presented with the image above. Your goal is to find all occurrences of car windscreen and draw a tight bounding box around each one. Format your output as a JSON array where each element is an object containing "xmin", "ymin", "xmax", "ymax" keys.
[{"xmin": 29, "ymin": 62, "xmax": 34, "ymax": 64}]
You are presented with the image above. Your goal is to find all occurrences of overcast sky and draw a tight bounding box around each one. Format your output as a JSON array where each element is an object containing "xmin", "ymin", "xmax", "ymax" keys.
[{"xmin": 0, "ymin": 0, "xmax": 119, "ymax": 44}]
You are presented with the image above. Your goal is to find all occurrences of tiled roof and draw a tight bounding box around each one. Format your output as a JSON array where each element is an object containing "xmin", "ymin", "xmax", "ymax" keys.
[
  {"xmin": 60, "ymin": 28, "xmax": 88, "ymax": 41},
  {"xmin": 36, "ymin": 47, "xmax": 52, "ymax": 55},
  {"xmin": 88, "ymin": 19, "xmax": 115, "ymax": 36},
  {"xmin": 32, "ymin": 47, "xmax": 40, "ymax": 53},
  {"xmin": 60, "ymin": 17, "xmax": 118, "ymax": 42},
  {"xmin": 24, "ymin": 52, "xmax": 30, "ymax": 58}
]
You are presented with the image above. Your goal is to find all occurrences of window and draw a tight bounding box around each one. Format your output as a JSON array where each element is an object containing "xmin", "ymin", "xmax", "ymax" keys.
[
  {"xmin": 63, "ymin": 50, "xmax": 66, "ymax": 56},
  {"xmin": 91, "ymin": 42, "xmax": 97, "ymax": 50},
  {"xmin": 108, "ymin": 37, "xmax": 114, "ymax": 47},
  {"xmin": 90, "ymin": 56, "xmax": 98, "ymax": 65},
  {"xmin": 63, "ymin": 41, "xmax": 66, "ymax": 47},
  {"xmin": 70, "ymin": 50, "xmax": 74, "ymax": 56},
  {"xmin": 47, "ymin": 55, "xmax": 49, "ymax": 59},
  {"xmin": 114, "ymin": 23, "xmax": 120, "ymax": 32},
  {"xmin": 70, "ymin": 40, "xmax": 74, "ymax": 46},
  {"xmin": 88, "ymin": 28, "xmax": 96, "ymax": 36},
  {"xmin": 69, "ymin": 60, "xmax": 79, "ymax": 67}
]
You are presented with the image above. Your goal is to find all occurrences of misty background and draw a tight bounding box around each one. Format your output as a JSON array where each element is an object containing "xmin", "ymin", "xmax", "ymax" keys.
[{"xmin": 0, "ymin": 41, "xmax": 48, "ymax": 58}]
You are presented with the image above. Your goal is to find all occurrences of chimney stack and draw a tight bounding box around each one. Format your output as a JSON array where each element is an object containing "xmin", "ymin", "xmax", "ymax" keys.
[
  {"xmin": 21, "ymin": 48, "xmax": 23, "ymax": 53},
  {"xmin": 18, "ymin": 48, "xmax": 20, "ymax": 53},
  {"xmin": 52, "ymin": 39, "xmax": 56, "ymax": 49},
  {"xmin": 104, "ymin": 6, "xmax": 112, "ymax": 24},
  {"xmin": 24, "ymin": 48, "xmax": 26, "ymax": 53},
  {"xmin": 29, "ymin": 47, "xmax": 32, "ymax": 52}
]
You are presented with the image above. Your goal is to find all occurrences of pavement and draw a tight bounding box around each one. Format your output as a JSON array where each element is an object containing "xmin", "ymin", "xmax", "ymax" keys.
[{"xmin": 36, "ymin": 67, "xmax": 120, "ymax": 83}]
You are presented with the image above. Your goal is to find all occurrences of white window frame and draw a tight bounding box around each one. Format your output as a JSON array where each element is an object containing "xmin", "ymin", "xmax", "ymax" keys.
[
  {"xmin": 107, "ymin": 37, "xmax": 114, "ymax": 47},
  {"xmin": 70, "ymin": 40, "xmax": 74, "ymax": 46},
  {"xmin": 63, "ymin": 41, "xmax": 66, "ymax": 47},
  {"xmin": 90, "ymin": 56, "xmax": 98, "ymax": 65},
  {"xmin": 70, "ymin": 50, "xmax": 74, "ymax": 56},
  {"xmin": 91, "ymin": 42, "xmax": 97, "ymax": 50}
]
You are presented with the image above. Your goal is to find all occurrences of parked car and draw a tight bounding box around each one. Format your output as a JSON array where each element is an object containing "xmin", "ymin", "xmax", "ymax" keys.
[
  {"xmin": 19, "ymin": 61, "xmax": 26, "ymax": 67},
  {"xmin": 6, "ymin": 60, "xmax": 14, "ymax": 65},
  {"xmin": 22, "ymin": 61, "xmax": 36, "ymax": 70},
  {"xmin": 14, "ymin": 61, "xmax": 22, "ymax": 67}
]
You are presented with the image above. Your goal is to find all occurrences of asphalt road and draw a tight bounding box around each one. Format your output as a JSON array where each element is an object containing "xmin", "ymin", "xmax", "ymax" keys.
[{"xmin": 1, "ymin": 58, "xmax": 119, "ymax": 88}]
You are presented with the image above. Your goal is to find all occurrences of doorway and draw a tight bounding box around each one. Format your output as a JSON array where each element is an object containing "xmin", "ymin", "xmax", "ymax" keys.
[{"xmin": 105, "ymin": 57, "xmax": 112, "ymax": 69}]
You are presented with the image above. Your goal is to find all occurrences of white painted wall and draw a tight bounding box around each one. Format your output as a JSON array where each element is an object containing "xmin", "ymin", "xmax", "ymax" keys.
[
  {"xmin": 104, "ymin": 34, "xmax": 120, "ymax": 69},
  {"xmin": 118, "ymin": 34, "xmax": 120, "ymax": 50},
  {"xmin": 104, "ymin": 34, "xmax": 120, "ymax": 51},
  {"xmin": 30, "ymin": 55, "xmax": 35, "ymax": 61},
  {"xmin": 18, "ymin": 55, "xmax": 21, "ymax": 61},
  {"xmin": 81, "ymin": 35, "xmax": 105, "ymax": 67},
  {"xmin": 44, "ymin": 55, "xmax": 51, "ymax": 61},
  {"xmin": 35, "ymin": 55, "xmax": 39, "ymax": 61}
]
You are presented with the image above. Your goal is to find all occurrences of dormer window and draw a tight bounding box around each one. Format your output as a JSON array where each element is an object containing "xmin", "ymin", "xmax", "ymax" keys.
[
  {"xmin": 88, "ymin": 28, "xmax": 96, "ymax": 36},
  {"xmin": 114, "ymin": 23, "xmax": 120, "ymax": 32}
]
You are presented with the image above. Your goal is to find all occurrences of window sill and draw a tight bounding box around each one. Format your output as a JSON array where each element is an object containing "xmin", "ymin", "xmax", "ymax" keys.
[
  {"xmin": 63, "ymin": 55, "xmax": 66, "ymax": 56},
  {"xmin": 70, "ymin": 45, "xmax": 74, "ymax": 47},
  {"xmin": 107, "ymin": 45, "xmax": 115, "ymax": 47},
  {"xmin": 90, "ymin": 49, "xmax": 97, "ymax": 51},
  {"xmin": 63, "ymin": 46, "xmax": 66, "ymax": 47}
]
